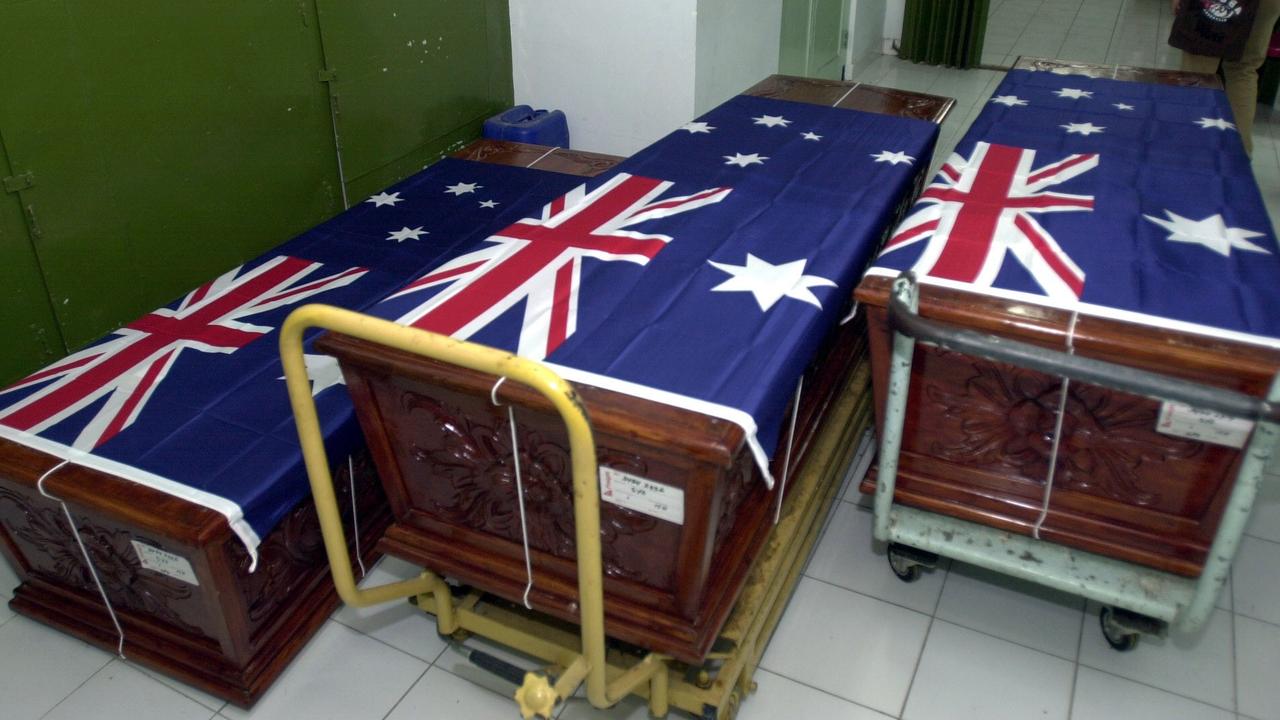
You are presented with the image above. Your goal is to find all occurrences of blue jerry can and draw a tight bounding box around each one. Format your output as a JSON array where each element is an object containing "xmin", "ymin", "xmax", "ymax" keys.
[{"xmin": 482, "ymin": 105, "xmax": 570, "ymax": 148}]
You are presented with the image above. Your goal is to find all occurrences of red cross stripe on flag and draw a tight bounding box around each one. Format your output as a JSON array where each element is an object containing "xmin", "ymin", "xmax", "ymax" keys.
[
  {"xmin": 881, "ymin": 141, "xmax": 1098, "ymax": 300},
  {"xmin": 391, "ymin": 173, "xmax": 731, "ymax": 359},
  {"xmin": 0, "ymin": 256, "xmax": 366, "ymax": 450}
]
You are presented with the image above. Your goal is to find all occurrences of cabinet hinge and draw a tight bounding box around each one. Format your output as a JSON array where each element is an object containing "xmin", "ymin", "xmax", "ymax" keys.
[
  {"xmin": 3, "ymin": 171, "xmax": 34, "ymax": 193},
  {"xmin": 318, "ymin": 68, "xmax": 338, "ymax": 82}
]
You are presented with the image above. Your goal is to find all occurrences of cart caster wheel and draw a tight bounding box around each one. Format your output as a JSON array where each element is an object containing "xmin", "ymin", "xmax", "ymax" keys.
[
  {"xmin": 1100, "ymin": 607, "xmax": 1140, "ymax": 652},
  {"xmin": 887, "ymin": 544, "xmax": 923, "ymax": 583}
]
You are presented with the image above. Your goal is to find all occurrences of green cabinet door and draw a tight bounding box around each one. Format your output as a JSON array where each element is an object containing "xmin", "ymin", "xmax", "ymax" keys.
[
  {"xmin": 315, "ymin": 0, "xmax": 514, "ymax": 201},
  {"xmin": 780, "ymin": 0, "xmax": 850, "ymax": 80},
  {"xmin": 0, "ymin": 133, "xmax": 64, "ymax": 385},
  {"xmin": 0, "ymin": 1, "xmax": 341, "ymax": 352}
]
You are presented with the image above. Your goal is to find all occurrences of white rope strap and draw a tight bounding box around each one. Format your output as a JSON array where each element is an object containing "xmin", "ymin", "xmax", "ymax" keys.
[
  {"xmin": 491, "ymin": 377, "xmax": 536, "ymax": 609},
  {"xmin": 832, "ymin": 82, "xmax": 861, "ymax": 107},
  {"xmin": 1033, "ymin": 311, "xmax": 1079, "ymax": 540},
  {"xmin": 348, "ymin": 455, "xmax": 367, "ymax": 579},
  {"xmin": 37, "ymin": 460, "xmax": 126, "ymax": 658},
  {"xmin": 775, "ymin": 376, "xmax": 805, "ymax": 525},
  {"xmin": 526, "ymin": 145, "xmax": 560, "ymax": 168},
  {"xmin": 840, "ymin": 300, "xmax": 860, "ymax": 326}
]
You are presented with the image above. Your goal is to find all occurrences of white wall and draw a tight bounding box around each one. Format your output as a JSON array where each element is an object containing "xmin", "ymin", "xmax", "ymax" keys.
[
  {"xmin": 884, "ymin": 0, "xmax": 905, "ymax": 53},
  {"xmin": 845, "ymin": 0, "xmax": 888, "ymax": 77},
  {"xmin": 510, "ymin": 0, "xmax": 698, "ymax": 156},
  {"xmin": 694, "ymin": 0, "xmax": 783, "ymax": 115}
]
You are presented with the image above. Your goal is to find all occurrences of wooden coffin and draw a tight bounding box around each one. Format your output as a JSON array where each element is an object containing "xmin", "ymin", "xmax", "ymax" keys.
[
  {"xmin": 320, "ymin": 77, "xmax": 953, "ymax": 663},
  {"xmin": 857, "ymin": 59, "xmax": 1279, "ymax": 578},
  {"xmin": 0, "ymin": 142, "xmax": 622, "ymax": 707}
]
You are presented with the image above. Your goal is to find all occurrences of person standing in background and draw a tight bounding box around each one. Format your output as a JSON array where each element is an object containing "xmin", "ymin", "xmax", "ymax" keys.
[{"xmin": 1174, "ymin": 0, "xmax": 1280, "ymax": 154}]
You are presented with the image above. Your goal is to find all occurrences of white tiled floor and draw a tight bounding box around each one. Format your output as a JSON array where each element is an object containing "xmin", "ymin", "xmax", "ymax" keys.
[{"xmin": 4, "ymin": 1, "xmax": 1280, "ymax": 718}]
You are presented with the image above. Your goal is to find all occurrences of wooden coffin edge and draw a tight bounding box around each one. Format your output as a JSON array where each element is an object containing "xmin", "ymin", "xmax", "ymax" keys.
[
  {"xmin": 0, "ymin": 436, "xmax": 389, "ymax": 707},
  {"xmin": 452, "ymin": 139, "xmax": 624, "ymax": 176},
  {"xmin": 853, "ymin": 276, "xmax": 1280, "ymax": 577},
  {"xmin": 745, "ymin": 74, "xmax": 955, "ymax": 123},
  {"xmin": 1012, "ymin": 56, "xmax": 1224, "ymax": 89}
]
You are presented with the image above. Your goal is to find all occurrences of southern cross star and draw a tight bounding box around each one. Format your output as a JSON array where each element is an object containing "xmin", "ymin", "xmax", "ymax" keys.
[
  {"xmin": 753, "ymin": 114, "xmax": 792, "ymax": 128},
  {"xmin": 1144, "ymin": 210, "xmax": 1271, "ymax": 257},
  {"xmin": 801, "ymin": 131, "xmax": 823, "ymax": 141},
  {"xmin": 366, "ymin": 191, "xmax": 403, "ymax": 207},
  {"xmin": 279, "ymin": 354, "xmax": 345, "ymax": 397},
  {"xmin": 387, "ymin": 226, "xmax": 428, "ymax": 242},
  {"xmin": 1196, "ymin": 117, "xmax": 1237, "ymax": 131},
  {"xmin": 1061, "ymin": 122, "xmax": 1105, "ymax": 136},
  {"xmin": 871, "ymin": 150, "xmax": 915, "ymax": 165},
  {"xmin": 1055, "ymin": 88, "xmax": 1094, "ymax": 100},
  {"xmin": 724, "ymin": 152, "xmax": 767, "ymax": 167},
  {"xmin": 707, "ymin": 254, "xmax": 836, "ymax": 312},
  {"xmin": 478, "ymin": 199, "xmax": 499, "ymax": 209},
  {"xmin": 444, "ymin": 181, "xmax": 482, "ymax": 195},
  {"xmin": 681, "ymin": 121, "xmax": 716, "ymax": 134},
  {"xmin": 991, "ymin": 95, "xmax": 1029, "ymax": 107},
  {"xmin": 1113, "ymin": 103, "xmax": 1135, "ymax": 111}
]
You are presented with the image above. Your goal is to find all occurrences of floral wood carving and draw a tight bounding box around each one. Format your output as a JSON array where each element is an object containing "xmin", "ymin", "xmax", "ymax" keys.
[
  {"xmin": 923, "ymin": 358, "xmax": 1203, "ymax": 506},
  {"xmin": 0, "ymin": 487, "xmax": 201, "ymax": 635},
  {"xmin": 402, "ymin": 392, "xmax": 667, "ymax": 585},
  {"xmin": 713, "ymin": 461, "xmax": 754, "ymax": 553},
  {"xmin": 231, "ymin": 450, "xmax": 384, "ymax": 626}
]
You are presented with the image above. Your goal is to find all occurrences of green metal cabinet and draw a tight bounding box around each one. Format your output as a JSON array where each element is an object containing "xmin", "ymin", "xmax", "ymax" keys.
[
  {"xmin": 0, "ymin": 0, "xmax": 512, "ymax": 385},
  {"xmin": 316, "ymin": 0, "xmax": 513, "ymax": 200},
  {"xmin": 0, "ymin": 133, "xmax": 64, "ymax": 382}
]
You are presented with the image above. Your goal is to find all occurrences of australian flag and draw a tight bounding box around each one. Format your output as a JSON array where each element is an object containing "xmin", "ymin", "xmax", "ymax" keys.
[
  {"xmin": 0, "ymin": 93, "xmax": 939, "ymax": 557},
  {"xmin": 371, "ymin": 94, "xmax": 940, "ymax": 480},
  {"xmin": 868, "ymin": 68, "xmax": 1280, "ymax": 348}
]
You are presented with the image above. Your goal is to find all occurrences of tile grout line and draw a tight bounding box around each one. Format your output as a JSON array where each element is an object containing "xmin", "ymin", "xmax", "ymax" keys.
[
  {"xmin": 751, "ymin": 667, "xmax": 903, "ymax": 720},
  {"xmin": 328, "ymin": 614, "xmax": 450, "ymax": 667},
  {"xmin": 34, "ymin": 653, "xmax": 116, "ymax": 720},
  {"xmin": 895, "ymin": 572, "xmax": 946, "ymax": 718},
  {"xmin": 379, "ymin": 666, "xmax": 430, "ymax": 720},
  {"xmin": 1076, "ymin": 654, "xmax": 1239, "ymax": 713},
  {"xmin": 1230, "ymin": 570, "xmax": 1240, "ymax": 715},
  {"xmin": 135, "ymin": 665, "xmax": 229, "ymax": 715},
  {"xmin": 1065, "ymin": 598, "xmax": 1088, "ymax": 720}
]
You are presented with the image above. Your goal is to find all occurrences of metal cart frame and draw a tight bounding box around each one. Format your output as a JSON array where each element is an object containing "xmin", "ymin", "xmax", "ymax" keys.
[
  {"xmin": 279, "ymin": 303, "xmax": 870, "ymax": 719},
  {"xmin": 873, "ymin": 272, "xmax": 1280, "ymax": 647}
]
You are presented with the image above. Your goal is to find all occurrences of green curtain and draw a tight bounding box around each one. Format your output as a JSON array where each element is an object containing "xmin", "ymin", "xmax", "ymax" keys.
[{"xmin": 899, "ymin": 0, "xmax": 991, "ymax": 69}]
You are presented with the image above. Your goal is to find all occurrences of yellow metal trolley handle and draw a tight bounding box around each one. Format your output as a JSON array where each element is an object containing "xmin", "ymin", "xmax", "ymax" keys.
[{"xmin": 280, "ymin": 303, "xmax": 625, "ymax": 714}]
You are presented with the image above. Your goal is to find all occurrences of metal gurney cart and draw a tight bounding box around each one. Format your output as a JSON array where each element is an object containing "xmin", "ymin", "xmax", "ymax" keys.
[
  {"xmin": 872, "ymin": 272, "xmax": 1280, "ymax": 650},
  {"xmin": 279, "ymin": 303, "xmax": 873, "ymax": 719}
]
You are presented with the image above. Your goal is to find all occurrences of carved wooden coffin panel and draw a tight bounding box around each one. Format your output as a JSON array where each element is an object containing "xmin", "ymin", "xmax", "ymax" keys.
[
  {"xmin": 856, "ymin": 277, "xmax": 1280, "ymax": 577},
  {"xmin": 0, "ymin": 441, "xmax": 389, "ymax": 706},
  {"xmin": 323, "ymin": 327, "xmax": 792, "ymax": 663}
]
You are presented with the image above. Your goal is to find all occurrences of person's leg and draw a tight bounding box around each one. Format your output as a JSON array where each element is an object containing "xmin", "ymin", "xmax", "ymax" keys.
[
  {"xmin": 1221, "ymin": 0, "xmax": 1280, "ymax": 154},
  {"xmin": 1181, "ymin": 51, "xmax": 1222, "ymax": 75}
]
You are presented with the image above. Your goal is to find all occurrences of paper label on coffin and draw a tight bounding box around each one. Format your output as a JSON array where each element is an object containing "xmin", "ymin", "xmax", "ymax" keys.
[
  {"xmin": 1156, "ymin": 401, "xmax": 1254, "ymax": 448},
  {"xmin": 131, "ymin": 540, "xmax": 200, "ymax": 585},
  {"xmin": 599, "ymin": 466, "xmax": 685, "ymax": 525}
]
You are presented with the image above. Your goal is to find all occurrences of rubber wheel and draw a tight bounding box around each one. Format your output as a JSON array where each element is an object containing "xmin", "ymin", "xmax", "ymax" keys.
[
  {"xmin": 1100, "ymin": 607, "xmax": 1140, "ymax": 652},
  {"xmin": 888, "ymin": 546, "xmax": 923, "ymax": 583}
]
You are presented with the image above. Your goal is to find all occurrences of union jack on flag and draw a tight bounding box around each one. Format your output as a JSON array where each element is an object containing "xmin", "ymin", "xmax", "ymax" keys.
[
  {"xmin": 0, "ymin": 256, "xmax": 366, "ymax": 450},
  {"xmin": 390, "ymin": 172, "xmax": 731, "ymax": 359},
  {"xmin": 880, "ymin": 141, "xmax": 1097, "ymax": 300}
]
